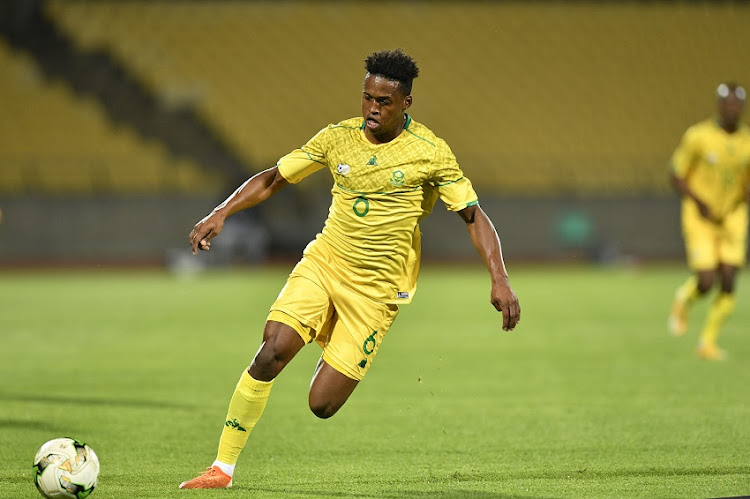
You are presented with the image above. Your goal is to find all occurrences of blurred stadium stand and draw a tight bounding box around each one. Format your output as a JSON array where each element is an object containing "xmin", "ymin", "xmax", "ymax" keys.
[
  {"xmin": 1, "ymin": 0, "xmax": 749, "ymax": 264},
  {"xmin": 0, "ymin": 39, "xmax": 222, "ymax": 194}
]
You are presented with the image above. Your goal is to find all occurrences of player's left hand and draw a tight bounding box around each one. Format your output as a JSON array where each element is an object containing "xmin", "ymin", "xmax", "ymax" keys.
[{"xmin": 491, "ymin": 279, "xmax": 520, "ymax": 331}]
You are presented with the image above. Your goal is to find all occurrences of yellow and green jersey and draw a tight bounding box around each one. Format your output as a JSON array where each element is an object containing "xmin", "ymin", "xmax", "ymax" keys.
[
  {"xmin": 671, "ymin": 119, "xmax": 750, "ymax": 218},
  {"xmin": 276, "ymin": 114, "xmax": 478, "ymax": 304}
]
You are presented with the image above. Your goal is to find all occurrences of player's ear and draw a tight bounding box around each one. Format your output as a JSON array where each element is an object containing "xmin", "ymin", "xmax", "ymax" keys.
[{"xmin": 403, "ymin": 95, "xmax": 412, "ymax": 110}]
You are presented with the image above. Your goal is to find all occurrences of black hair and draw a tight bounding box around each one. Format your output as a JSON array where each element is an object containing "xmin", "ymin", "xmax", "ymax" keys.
[{"xmin": 364, "ymin": 49, "xmax": 419, "ymax": 95}]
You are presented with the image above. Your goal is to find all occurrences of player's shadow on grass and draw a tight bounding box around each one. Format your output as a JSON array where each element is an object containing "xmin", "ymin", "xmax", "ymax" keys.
[
  {"xmin": 0, "ymin": 418, "xmax": 66, "ymax": 433},
  {"xmin": 500, "ymin": 466, "xmax": 750, "ymax": 480},
  {"xmin": 0, "ymin": 392, "xmax": 195, "ymax": 410},
  {"xmin": 235, "ymin": 466, "xmax": 750, "ymax": 498},
  {"xmin": 235, "ymin": 486, "xmax": 544, "ymax": 498}
]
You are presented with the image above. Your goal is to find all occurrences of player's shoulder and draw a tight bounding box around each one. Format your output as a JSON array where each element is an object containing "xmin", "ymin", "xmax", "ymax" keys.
[
  {"xmin": 328, "ymin": 117, "xmax": 364, "ymax": 132},
  {"xmin": 308, "ymin": 117, "xmax": 362, "ymax": 146},
  {"xmin": 312, "ymin": 117, "xmax": 362, "ymax": 138},
  {"xmin": 403, "ymin": 115, "xmax": 450, "ymax": 151},
  {"xmin": 682, "ymin": 119, "xmax": 717, "ymax": 142},
  {"xmin": 687, "ymin": 119, "xmax": 716, "ymax": 134}
]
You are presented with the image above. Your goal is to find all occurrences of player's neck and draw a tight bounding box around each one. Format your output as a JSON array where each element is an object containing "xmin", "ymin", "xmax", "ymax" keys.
[{"xmin": 718, "ymin": 118, "xmax": 739, "ymax": 134}]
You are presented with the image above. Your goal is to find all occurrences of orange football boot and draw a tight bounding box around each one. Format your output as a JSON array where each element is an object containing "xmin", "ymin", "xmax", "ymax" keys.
[
  {"xmin": 668, "ymin": 297, "xmax": 688, "ymax": 337},
  {"xmin": 179, "ymin": 466, "xmax": 232, "ymax": 489},
  {"xmin": 696, "ymin": 342, "xmax": 727, "ymax": 361}
]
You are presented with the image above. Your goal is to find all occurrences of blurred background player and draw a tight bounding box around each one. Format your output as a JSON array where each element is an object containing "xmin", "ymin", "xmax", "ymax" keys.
[
  {"xmin": 668, "ymin": 82, "xmax": 750, "ymax": 360},
  {"xmin": 179, "ymin": 49, "xmax": 520, "ymax": 489}
]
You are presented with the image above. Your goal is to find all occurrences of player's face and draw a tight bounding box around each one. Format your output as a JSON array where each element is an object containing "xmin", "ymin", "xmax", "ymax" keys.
[
  {"xmin": 361, "ymin": 73, "xmax": 412, "ymax": 143},
  {"xmin": 718, "ymin": 93, "xmax": 744, "ymax": 127}
]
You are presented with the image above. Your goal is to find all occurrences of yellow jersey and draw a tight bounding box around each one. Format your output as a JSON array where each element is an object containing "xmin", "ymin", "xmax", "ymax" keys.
[
  {"xmin": 276, "ymin": 115, "xmax": 478, "ymax": 304},
  {"xmin": 671, "ymin": 119, "xmax": 750, "ymax": 219}
]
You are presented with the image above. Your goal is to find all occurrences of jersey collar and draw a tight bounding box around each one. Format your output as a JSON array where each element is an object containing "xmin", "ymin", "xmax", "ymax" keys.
[
  {"xmin": 403, "ymin": 113, "xmax": 412, "ymax": 130},
  {"xmin": 713, "ymin": 117, "xmax": 748, "ymax": 135}
]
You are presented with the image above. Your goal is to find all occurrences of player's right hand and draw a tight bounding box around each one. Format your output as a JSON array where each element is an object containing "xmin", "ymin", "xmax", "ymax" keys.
[
  {"xmin": 189, "ymin": 212, "xmax": 225, "ymax": 254},
  {"xmin": 695, "ymin": 200, "xmax": 719, "ymax": 224}
]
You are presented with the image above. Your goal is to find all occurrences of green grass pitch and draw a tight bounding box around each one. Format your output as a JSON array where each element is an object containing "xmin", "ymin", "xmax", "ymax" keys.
[{"xmin": 1, "ymin": 265, "xmax": 749, "ymax": 498}]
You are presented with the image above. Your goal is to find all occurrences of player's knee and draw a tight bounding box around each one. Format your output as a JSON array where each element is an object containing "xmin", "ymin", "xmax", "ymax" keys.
[
  {"xmin": 309, "ymin": 399, "xmax": 339, "ymax": 419},
  {"xmin": 697, "ymin": 277, "xmax": 714, "ymax": 294},
  {"xmin": 250, "ymin": 347, "xmax": 287, "ymax": 380},
  {"xmin": 719, "ymin": 270, "xmax": 737, "ymax": 294}
]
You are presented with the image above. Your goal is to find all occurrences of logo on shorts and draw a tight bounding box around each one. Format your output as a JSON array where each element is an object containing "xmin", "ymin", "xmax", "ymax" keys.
[
  {"xmin": 362, "ymin": 330, "xmax": 378, "ymax": 355},
  {"xmin": 397, "ymin": 291, "xmax": 410, "ymax": 299},
  {"xmin": 336, "ymin": 163, "xmax": 351, "ymax": 175}
]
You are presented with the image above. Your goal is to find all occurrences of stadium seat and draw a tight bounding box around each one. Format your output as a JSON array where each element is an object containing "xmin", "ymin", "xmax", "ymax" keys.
[
  {"xmin": 0, "ymin": 39, "xmax": 221, "ymax": 194},
  {"xmin": 40, "ymin": 1, "xmax": 750, "ymax": 194}
]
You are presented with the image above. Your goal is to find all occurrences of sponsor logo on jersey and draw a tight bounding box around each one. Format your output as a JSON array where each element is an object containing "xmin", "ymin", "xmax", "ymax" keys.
[{"xmin": 336, "ymin": 163, "xmax": 351, "ymax": 175}]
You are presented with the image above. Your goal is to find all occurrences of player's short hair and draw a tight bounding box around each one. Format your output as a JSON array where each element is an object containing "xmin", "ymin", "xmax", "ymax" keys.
[
  {"xmin": 365, "ymin": 49, "xmax": 419, "ymax": 95},
  {"xmin": 717, "ymin": 82, "xmax": 746, "ymax": 101}
]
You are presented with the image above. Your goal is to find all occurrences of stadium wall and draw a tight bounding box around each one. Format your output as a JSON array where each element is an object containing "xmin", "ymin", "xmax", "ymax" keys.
[{"xmin": 0, "ymin": 194, "xmax": 681, "ymax": 265}]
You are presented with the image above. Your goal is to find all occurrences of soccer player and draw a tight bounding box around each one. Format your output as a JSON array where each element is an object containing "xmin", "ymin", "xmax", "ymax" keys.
[
  {"xmin": 179, "ymin": 49, "xmax": 521, "ymax": 489},
  {"xmin": 668, "ymin": 82, "xmax": 750, "ymax": 360}
]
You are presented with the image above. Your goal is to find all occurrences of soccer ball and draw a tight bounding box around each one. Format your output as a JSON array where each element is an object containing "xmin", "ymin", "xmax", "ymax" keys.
[{"xmin": 33, "ymin": 438, "xmax": 99, "ymax": 498}]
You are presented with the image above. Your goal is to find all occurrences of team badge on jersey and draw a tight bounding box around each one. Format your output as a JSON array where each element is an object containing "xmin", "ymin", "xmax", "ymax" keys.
[
  {"xmin": 390, "ymin": 170, "xmax": 405, "ymax": 186},
  {"xmin": 336, "ymin": 163, "xmax": 351, "ymax": 175}
]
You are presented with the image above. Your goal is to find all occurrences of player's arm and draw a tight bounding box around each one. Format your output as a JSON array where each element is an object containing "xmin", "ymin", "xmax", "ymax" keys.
[
  {"xmin": 670, "ymin": 171, "xmax": 717, "ymax": 222},
  {"xmin": 190, "ymin": 167, "xmax": 288, "ymax": 254},
  {"xmin": 457, "ymin": 204, "xmax": 520, "ymax": 331},
  {"xmin": 669, "ymin": 127, "xmax": 717, "ymax": 222}
]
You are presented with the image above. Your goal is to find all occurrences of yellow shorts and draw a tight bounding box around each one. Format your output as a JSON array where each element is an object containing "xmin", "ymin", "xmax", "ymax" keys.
[
  {"xmin": 682, "ymin": 203, "xmax": 748, "ymax": 270},
  {"xmin": 267, "ymin": 255, "xmax": 399, "ymax": 381}
]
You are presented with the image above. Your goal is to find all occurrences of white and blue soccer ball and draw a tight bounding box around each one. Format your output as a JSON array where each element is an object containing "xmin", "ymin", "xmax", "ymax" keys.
[{"xmin": 33, "ymin": 438, "xmax": 100, "ymax": 498}]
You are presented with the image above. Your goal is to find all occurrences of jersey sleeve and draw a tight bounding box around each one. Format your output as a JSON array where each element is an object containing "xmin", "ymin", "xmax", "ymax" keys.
[
  {"xmin": 670, "ymin": 126, "xmax": 700, "ymax": 179},
  {"xmin": 431, "ymin": 139, "xmax": 479, "ymax": 211},
  {"xmin": 276, "ymin": 127, "xmax": 329, "ymax": 184}
]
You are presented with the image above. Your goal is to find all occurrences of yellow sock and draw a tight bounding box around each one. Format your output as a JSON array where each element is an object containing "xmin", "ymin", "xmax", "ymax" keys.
[
  {"xmin": 700, "ymin": 293, "xmax": 735, "ymax": 347},
  {"xmin": 216, "ymin": 370, "xmax": 273, "ymax": 465},
  {"xmin": 676, "ymin": 275, "xmax": 700, "ymax": 308}
]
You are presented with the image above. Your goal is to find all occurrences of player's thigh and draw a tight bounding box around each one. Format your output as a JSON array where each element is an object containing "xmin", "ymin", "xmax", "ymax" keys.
[
  {"xmin": 682, "ymin": 214, "xmax": 719, "ymax": 271},
  {"xmin": 268, "ymin": 271, "xmax": 333, "ymax": 345},
  {"xmin": 320, "ymin": 284, "xmax": 399, "ymax": 382}
]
